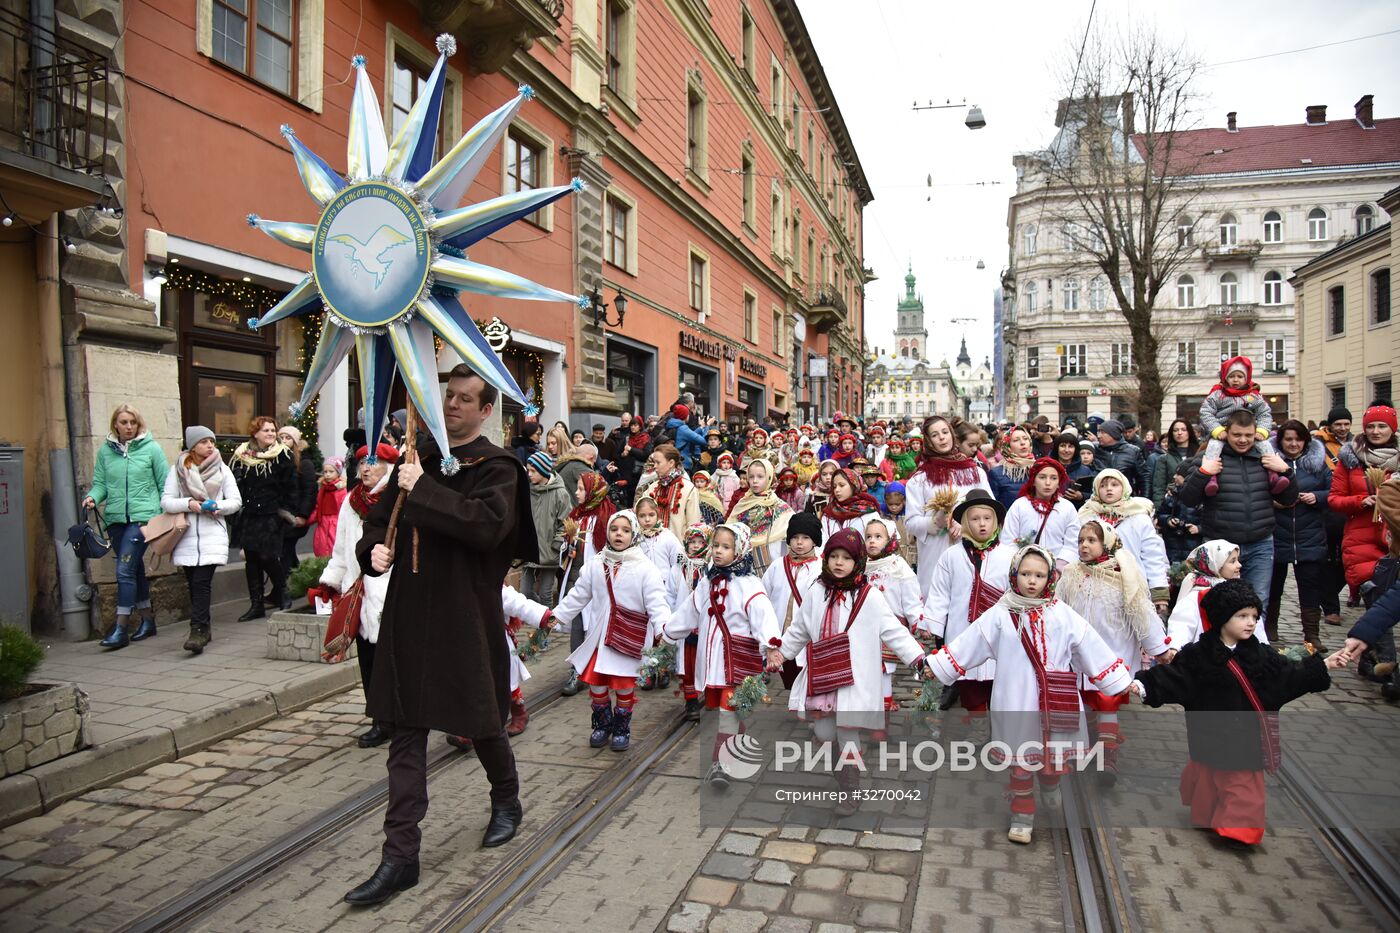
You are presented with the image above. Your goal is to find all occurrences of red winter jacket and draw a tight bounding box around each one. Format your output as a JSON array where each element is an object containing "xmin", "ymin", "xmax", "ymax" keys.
[{"xmin": 1329, "ymin": 445, "xmax": 1393, "ymax": 588}]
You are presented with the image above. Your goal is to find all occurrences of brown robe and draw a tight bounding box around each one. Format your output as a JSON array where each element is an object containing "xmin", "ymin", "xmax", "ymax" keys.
[{"xmin": 357, "ymin": 435, "xmax": 536, "ymax": 738}]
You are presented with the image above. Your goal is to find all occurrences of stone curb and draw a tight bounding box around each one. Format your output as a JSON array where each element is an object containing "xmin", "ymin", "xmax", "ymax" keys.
[{"xmin": 0, "ymin": 662, "xmax": 358, "ymax": 828}]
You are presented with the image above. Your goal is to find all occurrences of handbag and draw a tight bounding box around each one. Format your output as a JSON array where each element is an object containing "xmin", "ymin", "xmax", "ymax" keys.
[
  {"xmin": 142, "ymin": 509, "xmax": 189, "ymax": 558},
  {"xmin": 321, "ymin": 579, "xmax": 365, "ymax": 663},
  {"xmin": 805, "ymin": 585, "xmax": 872, "ymax": 697},
  {"xmin": 1018, "ymin": 618, "xmax": 1082, "ymax": 734},
  {"xmin": 602, "ymin": 570, "xmax": 650, "ymax": 660},
  {"xmin": 67, "ymin": 506, "xmax": 110, "ymax": 559}
]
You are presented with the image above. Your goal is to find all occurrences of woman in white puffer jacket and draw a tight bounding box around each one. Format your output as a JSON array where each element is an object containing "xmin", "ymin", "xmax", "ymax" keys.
[
  {"xmin": 319, "ymin": 444, "xmax": 397, "ymax": 748},
  {"xmin": 161, "ymin": 426, "xmax": 242, "ymax": 656}
]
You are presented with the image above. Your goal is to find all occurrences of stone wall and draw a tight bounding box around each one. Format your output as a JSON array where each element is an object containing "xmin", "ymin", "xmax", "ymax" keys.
[
  {"xmin": 0, "ymin": 683, "xmax": 89, "ymax": 776},
  {"xmin": 266, "ymin": 611, "xmax": 356, "ymax": 664}
]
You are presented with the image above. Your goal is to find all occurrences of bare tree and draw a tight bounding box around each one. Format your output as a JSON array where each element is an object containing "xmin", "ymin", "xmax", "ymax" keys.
[{"xmin": 1038, "ymin": 26, "xmax": 1208, "ymax": 432}]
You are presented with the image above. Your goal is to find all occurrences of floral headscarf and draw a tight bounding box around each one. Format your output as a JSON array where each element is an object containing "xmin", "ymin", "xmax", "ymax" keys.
[
  {"xmin": 819, "ymin": 528, "xmax": 868, "ymax": 593},
  {"xmin": 730, "ymin": 459, "xmax": 793, "ymax": 549},
  {"xmin": 823, "ymin": 467, "xmax": 880, "ymax": 522},
  {"xmin": 569, "ymin": 472, "xmax": 617, "ymax": 552},
  {"xmin": 1179, "ymin": 539, "xmax": 1239, "ymax": 593},
  {"xmin": 1078, "ymin": 468, "xmax": 1153, "ymax": 521},
  {"xmin": 708, "ymin": 522, "xmax": 756, "ymax": 580},
  {"xmin": 601, "ymin": 509, "xmax": 646, "ymax": 564},
  {"xmin": 1058, "ymin": 518, "xmax": 1154, "ymax": 641},
  {"xmin": 999, "ymin": 544, "xmax": 1060, "ymax": 621},
  {"xmin": 634, "ymin": 494, "xmax": 664, "ymax": 538}
]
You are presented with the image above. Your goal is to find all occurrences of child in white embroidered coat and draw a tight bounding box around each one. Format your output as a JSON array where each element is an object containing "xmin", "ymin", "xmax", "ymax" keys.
[
  {"xmin": 1056, "ymin": 519, "xmax": 1172, "ymax": 784},
  {"xmin": 500, "ymin": 584, "xmax": 553, "ymax": 738},
  {"xmin": 671, "ymin": 523, "xmax": 713, "ymax": 722},
  {"xmin": 635, "ymin": 495, "xmax": 682, "ymax": 605},
  {"xmin": 766, "ymin": 528, "xmax": 933, "ymax": 816},
  {"xmin": 663, "ymin": 523, "xmax": 779, "ymax": 788},
  {"xmin": 762, "ymin": 513, "xmax": 823, "ymax": 691},
  {"xmin": 927, "ymin": 545, "xmax": 1132, "ymax": 845},
  {"xmin": 924, "ymin": 490, "xmax": 1015, "ymax": 719},
  {"xmin": 548, "ymin": 511, "xmax": 671, "ymax": 753},
  {"xmin": 864, "ymin": 517, "xmax": 929, "ymax": 722},
  {"xmin": 1165, "ymin": 540, "xmax": 1267, "ymax": 646},
  {"xmin": 1077, "ymin": 469, "xmax": 1170, "ymax": 614},
  {"xmin": 1003, "ymin": 458, "xmax": 1081, "ymax": 566}
]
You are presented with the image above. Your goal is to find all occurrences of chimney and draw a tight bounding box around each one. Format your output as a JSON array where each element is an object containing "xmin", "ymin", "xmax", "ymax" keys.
[
  {"xmin": 1226, "ymin": 111, "xmax": 1238, "ymax": 132},
  {"xmin": 1356, "ymin": 94, "xmax": 1375, "ymax": 129},
  {"xmin": 1121, "ymin": 91, "xmax": 1135, "ymax": 135},
  {"xmin": 1305, "ymin": 104, "xmax": 1327, "ymax": 125}
]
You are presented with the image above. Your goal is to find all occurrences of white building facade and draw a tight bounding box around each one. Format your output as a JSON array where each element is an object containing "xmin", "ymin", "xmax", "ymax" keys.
[{"xmin": 1003, "ymin": 95, "xmax": 1400, "ymax": 429}]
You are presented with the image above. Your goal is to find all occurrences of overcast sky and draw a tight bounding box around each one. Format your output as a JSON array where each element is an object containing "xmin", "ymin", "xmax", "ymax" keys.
[{"xmin": 800, "ymin": 0, "xmax": 1400, "ymax": 369}]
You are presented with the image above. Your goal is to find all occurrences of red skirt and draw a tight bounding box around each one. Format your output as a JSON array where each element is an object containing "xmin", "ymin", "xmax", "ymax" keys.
[
  {"xmin": 579, "ymin": 651, "xmax": 638, "ymax": 691},
  {"xmin": 1080, "ymin": 688, "xmax": 1130, "ymax": 713},
  {"xmin": 1179, "ymin": 760, "xmax": 1266, "ymax": 846}
]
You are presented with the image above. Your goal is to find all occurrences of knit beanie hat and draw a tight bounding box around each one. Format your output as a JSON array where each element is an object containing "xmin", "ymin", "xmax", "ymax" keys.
[
  {"xmin": 1226, "ymin": 360, "xmax": 1248, "ymax": 380},
  {"xmin": 526, "ymin": 450, "xmax": 556, "ymax": 477},
  {"xmin": 1362, "ymin": 404, "xmax": 1398, "ymax": 433},
  {"xmin": 787, "ymin": 511, "xmax": 823, "ymax": 546},
  {"xmin": 672, "ymin": 403, "xmax": 690, "ymax": 422},
  {"xmin": 1201, "ymin": 579, "xmax": 1262, "ymax": 631},
  {"xmin": 1099, "ymin": 419, "xmax": 1125, "ymax": 442},
  {"xmin": 184, "ymin": 425, "xmax": 215, "ymax": 449},
  {"xmin": 1326, "ymin": 406, "xmax": 1353, "ymax": 425}
]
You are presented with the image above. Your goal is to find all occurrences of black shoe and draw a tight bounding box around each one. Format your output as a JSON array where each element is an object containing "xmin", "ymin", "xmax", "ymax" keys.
[
  {"xmin": 279, "ymin": 594, "xmax": 293, "ymax": 612},
  {"xmin": 99, "ymin": 621, "xmax": 129, "ymax": 650},
  {"xmin": 344, "ymin": 860, "xmax": 419, "ymax": 906},
  {"xmin": 129, "ymin": 609, "xmax": 157, "ymax": 642},
  {"xmin": 446, "ymin": 734, "xmax": 474, "ymax": 751},
  {"xmin": 481, "ymin": 801, "xmax": 523, "ymax": 848},
  {"xmin": 183, "ymin": 624, "xmax": 210, "ymax": 654},
  {"xmin": 357, "ymin": 722, "xmax": 391, "ymax": 748},
  {"xmin": 237, "ymin": 604, "xmax": 265, "ymax": 622},
  {"xmin": 561, "ymin": 669, "xmax": 581, "ymax": 696},
  {"xmin": 684, "ymin": 697, "xmax": 703, "ymax": 722}
]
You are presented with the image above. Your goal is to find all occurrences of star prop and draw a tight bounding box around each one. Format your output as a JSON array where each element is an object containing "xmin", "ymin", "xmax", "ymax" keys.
[{"xmin": 246, "ymin": 35, "xmax": 587, "ymax": 474}]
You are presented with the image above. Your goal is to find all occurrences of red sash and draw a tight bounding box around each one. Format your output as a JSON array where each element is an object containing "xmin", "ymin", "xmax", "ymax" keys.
[
  {"xmin": 969, "ymin": 559, "xmax": 1003, "ymax": 622},
  {"xmin": 321, "ymin": 579, "xmax": 364, "ymax": 663},
  {"xmin": 603, "ymin": 568, "xmax": 650, "ymax": 660},
  {"xmin": 711, "ymin": 580, "xmax": 765, "ymax": 683},
  {"xmin": 806, "ymin": 585, "xmax": 872, "ymax": 697},
  {"xmin": 1018, "ymin": 612, "xmax": 1081, "ymax": 733},
  {"xmin": 1225, "ymin": 656, "xmax": 1281, "ymax": 774},
  {"xmin": 783, "ymin": 556, "xmax": 812, "ymax": 608}
]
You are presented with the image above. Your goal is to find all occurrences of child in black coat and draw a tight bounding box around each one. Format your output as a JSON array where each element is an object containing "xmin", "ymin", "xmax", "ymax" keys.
[{"xmin": 1131, "ymin": 580, "xmax": 1339, "ymax": 846}]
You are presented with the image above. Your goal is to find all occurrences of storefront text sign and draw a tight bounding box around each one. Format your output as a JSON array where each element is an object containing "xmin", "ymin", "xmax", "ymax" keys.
[
  {"xmin": 740, "ymin": 357, "xmax": 768, "ymax": 378},
  {"xmin": 680, "ymin": 331, "xmax": 736, "ymax": 361}
]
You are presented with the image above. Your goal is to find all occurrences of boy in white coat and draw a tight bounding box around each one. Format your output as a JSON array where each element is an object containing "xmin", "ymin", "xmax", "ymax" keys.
[
  {"xmin": 928, "ymin": 545, "xmax": 1132, "ymax": 845},
  {"xmin": 664, "ymin": 523, "xmax": 779, "ymax": 787},
  {"xmin": 547, "ymin": 511, "xmax": 671, "ymax": 752},
  {"xmin": 762, "ymin": 512, "xmax": 823, "ymax": 691}
]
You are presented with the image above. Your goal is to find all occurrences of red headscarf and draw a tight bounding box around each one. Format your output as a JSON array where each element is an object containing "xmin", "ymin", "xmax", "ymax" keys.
[
  {"xmin": 569, "ymin": 472, "xmax": 617, "ymax": 552},
  {"xmin": 1018, "ymin": 457, "xmax": 1070, "ymax": 516},
  {"xmin": 823, "ymin": 468, "xmax": 880, "ymax": 522},
  {"xmin": 1210, "ymin": 355, "xmax": 1257, "ymax": 397}
]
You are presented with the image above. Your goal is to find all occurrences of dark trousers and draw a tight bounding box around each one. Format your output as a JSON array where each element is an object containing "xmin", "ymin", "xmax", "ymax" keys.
[
  {"xmin": 184, "ymin": 565, "xmax": 216, "ymax": 627},
  {"xmin": 382, "ymin": 726, "xmax": 520, "ymax": 865},
  {"xmin": 1268, "ymin": 559, "xmax": 1326, "ymax": 615},
  {"xmin": 282, "ymin": 530, "xmax": 306, "ymax": 576},
  {"xmin": 355, "ymin": 635, "xmax": 376, "ymax": 716},
  {"xmin": 244, "ymin": 550, "xmax": 287, "ymax": 606},
  {"xmin": 1322, "ymin": 523, "xmax": 1346, "ymax": 615}
]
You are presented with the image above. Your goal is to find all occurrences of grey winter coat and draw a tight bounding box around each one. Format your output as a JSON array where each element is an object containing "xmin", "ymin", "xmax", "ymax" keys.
[
  {"xmin": 1270, "ymin": 438, "xmax": 1331, "ymax": 563},
  {"xmin": 526, "ymin": 472, "xmax": 573, "ymax": 567},
  {"xmin": 1180, "ymin": 446, "xmax": 1298, "ymax": 544}
]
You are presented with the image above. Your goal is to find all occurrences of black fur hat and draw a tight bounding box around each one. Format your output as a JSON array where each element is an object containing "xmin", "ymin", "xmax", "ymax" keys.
[
  {"xmin": 1201, "ymin": 579, "xmax": 1263, "ymax": 631},
  {"xmin": 787, "ymin": 511, "xmax": 823, "ymax": 546}
]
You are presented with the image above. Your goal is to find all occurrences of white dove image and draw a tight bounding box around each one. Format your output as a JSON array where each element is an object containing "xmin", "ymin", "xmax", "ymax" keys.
[{"xmin": 328, "ymin": 224, "xmax": 413, "ymax": 288}]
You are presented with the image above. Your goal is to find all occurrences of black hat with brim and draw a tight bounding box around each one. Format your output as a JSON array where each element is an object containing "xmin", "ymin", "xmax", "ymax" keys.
[{"xmin": 952, "ymin": 488, "xmax": 1005, "ymax": 525}]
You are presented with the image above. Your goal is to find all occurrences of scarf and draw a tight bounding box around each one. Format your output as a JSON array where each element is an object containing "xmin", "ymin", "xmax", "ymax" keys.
[
  {"xmin": 995, "ymin": 428, "xmax": 1036, "ymax": 484},
  {"xmin": 1352, "ymin": 438, "xmax": 1400, "ymax": 473},
  {"xmin": 998, "ymin": 545, "xmax": 1061, "ymax": 634},
  {"xmin": 794, "ymin": 454, "xmax": 819, "ymax": 486},
  {"xmin": 678, "ymin": 523, "xmax": 713, "ymax": 589},
  {"xmin": 707, "ymin": 522, "xmax": 756, "ymax": 580},
  {"xmin": 822, "ymin": 468, "xmax": 880, "ymax": 522},
  {"xmin": 885, "ymin": 444, "xmax": 917, "ymax": 480},
  {"xmin": 819, "ymin": 528, "xmax": 868, "ymax": 593},
  {"xmin": 626, "ymin": 428, "xmax": 651, "ymax": 451},
  {"xmin": 810, "ymin": 459, "xmax": 839, "ymax": 497},
  {"xmin": 177, "ymin": 447, "xmax": 224, "ymax": 502},
  {"xmin": 1077, "ymin": 468, "xmax": 1154, "ymax": 521},
  {"xmin": 729, "ymin": 460, "xmax": 793, "ymax": 549},
  {"xmin": 1019, "ymin": 457, "xmax": 1069, "ymax": 516},
  {"xmin": 652, "ymin": 467, "xmax": 689, "ymax": 528},
  {"xmin": 348, "ymin": 470, "xmax": 391, "ymax": 518},
  {"xmin": 569, "ymin": 472, "xmax": 617, "ymax": 552},
  {"xmin": 1179, "ymin": 539, "xmax": 1238, "ymax": 594},
  {"xmin": 634, "ymin": 495, "xmax": 664, "ymax": 538},
  {"xmin": 232, "ymin": 440, "xmax": 290, "ymax": 474},
  {"xmin": 1057, "ymin": 519, "xmax": 1154, "ymax": 641},
  {"xmin": 917, "ymin": 450, "xmax": 983, "ymax": 487},
  {"xmin": 600, "ymin": 510, "xmax": 649, "ymax": 565}
]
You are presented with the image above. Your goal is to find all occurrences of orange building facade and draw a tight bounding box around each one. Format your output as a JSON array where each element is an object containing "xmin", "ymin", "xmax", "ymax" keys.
[{"xmin": 124, "ymin": 0, "xmax": 869, "ymax": 445}]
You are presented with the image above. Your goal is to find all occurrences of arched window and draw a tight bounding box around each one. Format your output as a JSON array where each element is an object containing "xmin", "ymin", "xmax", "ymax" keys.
[
  {"xmin": 1176, "ymin": 215, "xmax": 1194, "ymax": 247},
  {"xmin": 1218, "ymin": 213, "xmax": 1238, "ymax": 246},
  {"xmin": 1063, "ymin": 277, "xmax": 1080, "ymax": 310},
  {"xmin": 1263, "ymin": 271, "xmax": 1283, "ymax": 305},
  {"xmin": 1176, "ymin": 274, "xmax": 1195, "ymax": 308},
  {"xmin": 1356, "ymin": 204, "xmax": 1376, "ymax": 236},
  {"xmin": 1220, "ymin": 272, "xmax": 1239, "ymax": 305},
  {"xmin": 1061, "ymin": 223, "xmax": 1078, "ymax": 251},
  {"xmin": 1024, "ymin": 280, "xmax": 1038, "ymax": 313},
  {"xmin": 1023, "ymin": 224, "xmax": 1038, "ymax": 255},
  {"xmin": 1308, "ymin": 207, "xmax": 1328, "ymax": 241},
  {"xmin": 1089, "ymin": 276, "xmax": 1108, "ymax": 310},
  {"xmin": 1262, "ymin": 210, "xmax": 1283, "ymax": 243}
]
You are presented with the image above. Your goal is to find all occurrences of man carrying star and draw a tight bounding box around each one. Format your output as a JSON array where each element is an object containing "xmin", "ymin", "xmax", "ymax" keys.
[{"xmin": 344, "ymin": 364, "xmax": 537, "ymax": 906}]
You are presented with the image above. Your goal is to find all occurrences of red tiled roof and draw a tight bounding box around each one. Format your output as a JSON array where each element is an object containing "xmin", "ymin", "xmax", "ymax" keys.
[{"xmin": 1132, "ymin": 117, "xmax": 1400, "ymax": 175}]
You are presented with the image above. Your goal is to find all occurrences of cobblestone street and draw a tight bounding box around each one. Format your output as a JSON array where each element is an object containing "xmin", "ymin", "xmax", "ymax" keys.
[{"xmin": 0, "ymin": 596, "xmax": 1396, "ymax": 932}]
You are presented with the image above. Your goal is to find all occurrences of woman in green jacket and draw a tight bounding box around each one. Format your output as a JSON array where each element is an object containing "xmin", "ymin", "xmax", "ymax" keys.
[{"xmin": 82, "ymin": 404, "xmax": 169, "ymax": 649}]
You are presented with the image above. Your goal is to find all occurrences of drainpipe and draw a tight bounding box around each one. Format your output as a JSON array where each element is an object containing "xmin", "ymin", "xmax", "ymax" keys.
[{"xmin": 38, "ymin": 213, "xmax": 91, "ymax": 639}]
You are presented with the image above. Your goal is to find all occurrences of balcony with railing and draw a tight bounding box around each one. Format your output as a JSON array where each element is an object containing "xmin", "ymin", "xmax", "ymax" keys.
[
  {"xmin": 1201, "ymin": 239, "xmax": 1262, "ymax": 267},
  {"xmin": 0, "ymin": 6, "xmax": 108, "ymax": 221},
  {"xmin": 417, "ymin": 0, "xmax": 564, "ymax": 74},
  {"xmin": 1207, "ymin": 303, "xmax": 1260, "ymax": 329},
  {"xmin": 805, "ymin": 285, "xmax": 847, "ymax": 333}
]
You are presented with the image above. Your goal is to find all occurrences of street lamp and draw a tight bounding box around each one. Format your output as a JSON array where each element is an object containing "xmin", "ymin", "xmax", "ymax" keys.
[
  {"xmin": 911, "ymin": 99, "xmax": 987, "ymax": 130},
  {"xmin": 587, "ymin": 286, "xmax": 628, "ymax": 328}
]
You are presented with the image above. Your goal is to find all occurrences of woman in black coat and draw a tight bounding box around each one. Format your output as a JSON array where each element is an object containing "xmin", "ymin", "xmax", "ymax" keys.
[
  {"xmin": 231, "ymin": 416, "xmax": 297, "ymax": 621},
  {"xmin": 278, "ymin": 425, "xmax": 319, "ymax": 601},
  {"xmin": 1267, "ymin": 421, "xmax": 1332, "ymax": 647}
]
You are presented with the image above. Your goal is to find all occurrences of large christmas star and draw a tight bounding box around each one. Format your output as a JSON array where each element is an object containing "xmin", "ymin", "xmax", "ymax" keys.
[{"xmin": 245, "ymin": 35, "xmax": 586, "ymax": 474}]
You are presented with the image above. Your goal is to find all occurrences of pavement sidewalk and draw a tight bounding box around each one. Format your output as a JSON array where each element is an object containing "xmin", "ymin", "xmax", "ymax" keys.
[{"xmin": 1, "ymin": 599, "xmax": 359, "ymax": 827}]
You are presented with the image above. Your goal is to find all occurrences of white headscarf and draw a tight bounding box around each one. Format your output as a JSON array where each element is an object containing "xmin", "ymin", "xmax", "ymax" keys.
[
  {"xmin": 1058, "ymin": 517, "xmax": 1155, "ymax": 641},
  {"xmin": 601, "ymin": 509, "xmax": 647, "ymax": 564},
  {"xmin": 864, "ymin": 516, "xmax": 916, "ymax": 582},
  {"xmin": 1179, "ymin": 539, "xmax": 1239, "ymax": 593}
]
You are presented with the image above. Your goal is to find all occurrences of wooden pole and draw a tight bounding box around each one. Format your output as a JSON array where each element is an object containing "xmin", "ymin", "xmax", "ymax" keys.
[{"xmin": 383, "ymin": 401, "xmax": 420, "ymax": 573}]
